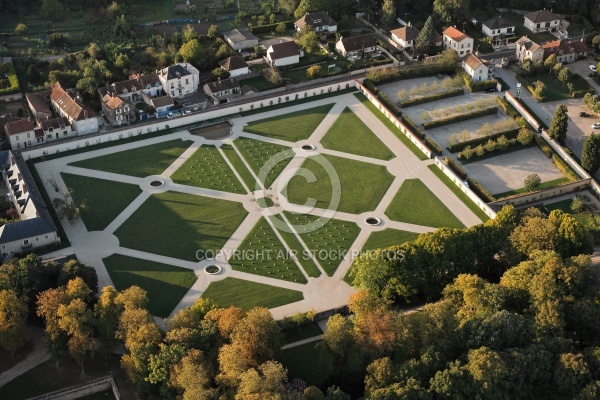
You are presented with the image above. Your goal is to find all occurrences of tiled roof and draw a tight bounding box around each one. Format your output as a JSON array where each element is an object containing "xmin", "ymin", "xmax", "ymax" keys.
[
  {"xmin": 443, "ymin": 26, "xmax": 471, "ymax": 42},
  {"xmin": 566, "ymin": 38, "xmax": 589, "ymax": 54},
  {"xmin": 4, "ymin": 119, "xmax": 34, "ymax": 136},
  {"xmin": 525, "ymin": 10, "xmax": 560, "ymax": 23},
  {"xmin": 464, "ymin": 53, "xmax": 484, "ymax": 70},
  {"xmin": 268, "ymin": 41, "xmax": 300, "ymax": 60},
  {"xmin": 25, "ymin": 93, "xmax": 52, "ymax": 116},
  {"xmin": 40, "ymin": 116, "xmax": 70, "ymax": 132},
  {"xmin": 219, "ymin": 55, "xmax": 248, "ymax": 71},
  {"xmin": 338, "ymin": 34, "xmax": 377, "ymax": 52},
  {"xmin": 295, "ymin": 11, "xmax": 337, "ymax": 30},
  {"xmin": 390, "ymin": 26, "xmax": 420, "ymax": 42},
  {"xmin": 516, "ymin": 36, "xmax": 542, "ymax": 52},
  {"xmin": 102, "ymin": 94, "xmax": 126, "ymax": 110},
  {"xmin": 50, "ymin": 82, "xmax": 95, "ymax": 121},
  {"xmin": 542, "ymin": 39, "xmax": 590, "ymax": 58},
  {"xmin": 223, "ymin": 29, "xmax": 259, "ymax": 44},
  {"xmin": 483, "ymin": 17, "xmax": 513, "ymax": 30}
]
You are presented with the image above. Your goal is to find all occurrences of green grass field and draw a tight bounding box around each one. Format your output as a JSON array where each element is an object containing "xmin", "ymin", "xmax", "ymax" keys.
[
  {"xmin": 234, "ymin": 137, "xmax": 294, "ymax": 189},
  {"xmin": 273, "ymin": 216, "xmax": 322, "ymax": 278},
  {"xmin": 229, "ymin": 218, "xmax": 307, "ymax": 283},
  {"xmin": 114, "ymin": 191, "xmax": 248, "ymax": 262},
  {"xmin": 70, "ymin": 139, "xmax": 192, "ymax": 178},
  {"xmin": 61, "ymin": 173, "xmax": 142, "ymax": 231},
  {"xmin": 171, "ymin": 145, "xmax": 245, "ymax": 194},
  {"xmin": 386, "ymin": 179, "xmax": 465, "ymax": 229},
  {"xmin": 427, "ymin": 164, "xmax": 490, "ymax": 222},
  {"xmin": 220, "ymin": 144, "xmax": 256, "ymax": 191},
  {"xmin": 494, "ymin": 177, "xmax": 570, "ymax": 198},
  {"xmin": 280, "ymin": 341, "xmax": 332, "ymax": 387},
  {"xmin": 522, "ymin": 73, "xmax": 593, "ymax": 102},
  {"xmin": 321, "ymin": 107, "xmax": 395, "ymax": 160},
  {"xmin": 362, "ymin": 229, "xmax": 421, "ymax": 251},
  {"xmin": 201, "ymin": 278, "xmax": 304, "ymax": 311},
  {"xmin": 284, "ymin": 212, "xmax": 360, "ymax": 276},
  {"xmin": 103, "ymin": 254, "xmax": 197, "ymax": 318},
  {"xmin": 243, "ymin": 104, "xmax": 334, "ymax": 142},
  {"xmin": 354, "ymin": 93, "xmax": 429, "ymax": 161},
  {"xmin": 283, "ymin": 322, "xmax": 323, "ymax": 344},
  {"xmin": 285, "ymin": 154, "xmax": 395, "ymax": 214}
]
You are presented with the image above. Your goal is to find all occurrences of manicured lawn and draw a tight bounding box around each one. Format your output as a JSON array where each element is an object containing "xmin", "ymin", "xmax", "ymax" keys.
[
  {"xmin": 70, "ymin": 139, "xmax": 192, "ymax": 178},
  {"xmin": 283, "ymin": 322, "xmax": 323, "ymax": 344},
  {"xmin": 234, "ymin": 137, "xmax": 294, "ymax": 189},
  {"xmin": 285, "ymin": 154, "xmax": 395, "ymax": 214},
  {"xmin": 494, "ymin": 177, "xmax": 569, "ymax": 198},
  {"xmin": 284, "ymin": 212, "xmax": 361, "ymax": 276},
  {"xmin": 61, "ymin": 173, "xmax": 142, "ymax": 231},
  {"xmin": 279, "ymin": 341, "xmax": 332, "ymax": 387},
  {"xmin": 362, "ymin": 229, "xmax": 420, "ymax": 251},
  {"xmin": 239, "ymin": 75, "xmax": 281, "ymax": 91},
  {"xmin": 386, "ymin": 179, "xmax": 465, "ymax": 229},
  {"xmin": 427, "ymin": 164, "xmax": 490, "ymax": 222},
  {"xmin": 114, "ymin": 191, "xmax": 248, "ymax": 262},
  {"xmin": 229, "ymin": 218, "xmax": 307, "ymax": 283},
  {"xmin": 243, "ymin": 104, "xmax": 334, "ymax": 142},
  {"xmin": 273, "ymin": 216, "xmax": 322, "ymax": 278},
  {"xmin": 201, "ymin": 278, "xmax": 304, "ymax": 311},
  {"xmin": 220, "ymin": 143, "xmax": 256, "ymax": 191},
  {"xmin": 321, "ymin": 107, "xmax": 396, "ymax": 160},
  {"xmin": 354, "ymin": 93, "xmax": 429, "ymax": 160},
  {"xmin": 522, "ymin": 73, "xmax": 593, "ymax": 102},
  {"xmin": 103, "ymin": 254, "xmax": 197, "ymax": 318},
  {"xmin": 171, "ymin": 145, "xmax": 245, "ymax": 194}
]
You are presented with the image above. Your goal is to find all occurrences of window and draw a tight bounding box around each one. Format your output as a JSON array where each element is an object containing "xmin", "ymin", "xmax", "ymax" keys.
[
  {"xmin": 185, "ymin": 79, "xmax": 189, "ymax": 84},
  {"xmin": 16, "ymin": 143, "xmax": 20, "ymax": 148},
  {"xmin": 45, "ymin": 235, "xmax": 48, "ymax": 239},
  {"xmin": 23, "ymin": 239, "xmax": 29, "ymax": 245},
  {"xmin": 170, "ymin": 83, "xmax": 174, "ymax": 88},
  {"xmin": 1, "ymin": 245, "xmax": 4, "ymax": 249},
  {"xmin": 460, "ymin": 50, "xmax": 464, "ymax": 55},
  {"xmin": 27, "ymin": 132, "xmax": 30, "ymax": 138},
  {"xmin": 461, "ymin": 44, "xmax": 464, "ymax": 48},
  {"xmin": 63, "ymin": 130, "xmax": 67, "ymax": 135},
  {"xmin": 15, "ymin": 136, "xmax": 19, "ymax": 141},
  {"xmin": 47, "ymin": 135, "xmax": 52, "ymax": 139},
  {"xmin": 36, "ymin": 237, "xmax": 39, "ymax": 241}
]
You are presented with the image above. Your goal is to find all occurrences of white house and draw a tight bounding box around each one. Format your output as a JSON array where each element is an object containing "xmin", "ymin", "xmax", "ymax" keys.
[
  {"xmin": 98, "ymin": 74, "xmax": 164, "ymax": 104},
  {"xmin": 38, "ymin": 117, "xmax": 75, "ymax": 144},
  {"xmin": 482, "ymin": 17, "xmax": 515, "ymax": 38},
  {"xmin": 203, "ymin": 78, "xmax": 241, "ymax": 105},
  {"xmin": 223, "ymin": 29, "xmax": 259, "ymax": 51},
  {"xmin": 294, "ymin": 11, "xmax": 337, "ymax": 34},
  {"xmin": 336, "ymin": 34, "xmax": 378, "ymax": 58},
  {"xmin": 390, "ymin": 25, "xmax": 420, "ymax": 50},
  {"xmin": 219, "ymin": 56, "xmax": 249, "ymax": 78},
  {"xmin": 524, "ymin": 10, "xmax": 561, "ymax": 33},
  {"xmin": 516, "ymin": 36, "xmax": 544, "ymax": 64},
  {"xmin": 50, "ymin": 82, "xmax": 98, "ymax": 135},
  {"xmin": 442, "ymin": 26, "xmax": 473, "ymax": 56},
  {"xmin": 157, "ymin": 63, "xmax": 200, "ymax": 98},
  {"xmin": 266, "ymin": 41, "xmax": 301, "ymax": 67},
  {"xmin": 141, "ymin": 92, "xmax": 173, "ymax": 118},
  {"xmin": 0, "ymin": 151, "xmax": 60, "ymax": 259},
  {"xmin": 4, "ymin": 119, "xmax": 36, "ymax": 150},
  {"xmin": 462, "ymin": 53, "xmax": 490, "ymax": 81}
]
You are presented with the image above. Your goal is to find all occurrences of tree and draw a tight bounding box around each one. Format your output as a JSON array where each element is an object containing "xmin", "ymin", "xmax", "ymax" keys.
[
  {"xmin": 533, "ymin": 80, "xmax": 547, "ymax": 100},
  {"xmin": 415, "ymin": 15, "xmax": 437, "ymax": 54},
  {"xmin": 433, "ymin": 0, "xmax": 470, "ymax": 25},
  {"xmin": 113, "ymin": 14, "xmax": 130, "ymax": 37},
  {"xmin": 571, "ymin": 195, "xmax": 587, "ymax": 213},
  {"xmin": 41, "ymin": 0, "xmax": 65, "ymax": 21},
  {"xmin": 26, "ymin": 65, "xmax": 40, "ymax": 84},
  {"xmin": 296, "ymin": 27, "xmax": 319, "ymax": 59},
  {"xmin": 380, "ymin": 0, "xmax": 396, "ymax": 26},
  {"xmin": 558, "ymin": 66, "xmax": 571, "ymax": 86},
  {"xmin": 524, "ymin": 173, "xmax": 541, "ymax": 191},
  {"xmin": 306, "ymin": 65, "xmax": 322, "ymax": 79},
  {"xmin": 0, "ymin": 289, "xmax": 28, "ymax": 356},
  {"xmin": 207, "ymin": 24, "xmax": 219, "ymax": 40},
  {"xmin": 58, "ymin": 259, "xmax": 98, "ymax": 293},
  {"xmin": 276, "ymin": 22, "xmax": 287, "ymax": 37},
  {"xmin": 581, "ymin": 133, "xmax": 600, "ymax": 173},
  {"xmin": 517, "ymin": 127, "xmax": 533, "ymax": 145},
  {"xmin": 15, "ymin": 23, "xmax": 27, "ymax": 35},
  {"xmin": 544, "ymin": 54, "xmax": 557, "ymax": 72},
  {"xmin": 520, "ymin": 59, "xmax": 533, "ymax": 77},
  {"xmin": 265, "ymin": 67, "xmax": 283, "ymax": 85},
  {"xmin": 172, "ymin": 349, "xmax": 217, "ymax": 399},
  {"xmin": 94, "ymin": 286, "xmax": 119, "ymax": 361},
  {"xmin": 57, "ymin": 298, "xmax": 96, "ymax": 374},
  {"xmin": 236, "ymin": 361, "xmax": 289, "ymax": 398},
  {"xmin": 294, "ymin": 0, "xmax": 321, "ymax": 19},
  {"xmin": 179, "ymin": 39, "xmax": 203, "ymax": 64},
  {"xmin": 548, "ymin": 104, "xmax": 568, "ymax": 143},
  {"xmin": 182, "ymin": 24, "xmax": 197, "ymax": 44}
]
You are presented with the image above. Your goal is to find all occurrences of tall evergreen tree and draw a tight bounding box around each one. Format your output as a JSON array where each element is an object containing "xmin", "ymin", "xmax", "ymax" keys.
[
  {"xmin": 415, "ymin": 16, "xmax": 437, "ymax": 54},
  {"xmin": 581, "ymin": 133, "xmax": 600, "ymax": 173},
  {"xmin": 548, "ymin": 104, "xmax": 568, "ymax": 143}
]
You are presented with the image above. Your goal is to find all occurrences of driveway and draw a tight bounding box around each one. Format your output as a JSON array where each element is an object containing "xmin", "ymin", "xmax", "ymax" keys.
[{"xmin": 567, "ymin": 59, "xmax": 600, "ymax": 92}]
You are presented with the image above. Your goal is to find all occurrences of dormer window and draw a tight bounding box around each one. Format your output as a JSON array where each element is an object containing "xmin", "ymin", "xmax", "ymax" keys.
[
  {"xmin": 123, "ymin": 88, "xmax": 128, "ymax": 94},
  {"xmin": 147, "ymin": 84, "xmax": 152, "ymax": 89}
]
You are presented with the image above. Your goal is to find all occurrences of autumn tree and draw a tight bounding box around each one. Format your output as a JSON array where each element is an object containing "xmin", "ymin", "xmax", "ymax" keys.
[
  {"xmin": 95, "ymin": 286, "xmax": 120, "ymax": 361},
  {"xmin": 0, "ymin": 289, "xmax": 28, "ymax": 356},
  {"xmin": 306, "ymin": 65, "xmax": 322, "ymax": 79},
  {"xmin": 171, "ymin": 349, "xmax": 217, "ymax": 399},
  {"xmin": 207, "ymin": 24, "xmax": 219, "ymax": 39},
  {"xmin": 524, "ymin": 173, "xmax": 541, "ymax": 191},
  {"xmin": 57, "ymin": 298, "xmax": 96, "ymax": 374},
  {"xmin": 544, "ymin": 54, "xmax": 557, "ymax": 72},
  {"xmin": 380, "ymin": 0, "xmax": 396, "ymax": 26},
  {"xmin": 236, "ymin": 361, "xmax": 289, "ymax": 398}
]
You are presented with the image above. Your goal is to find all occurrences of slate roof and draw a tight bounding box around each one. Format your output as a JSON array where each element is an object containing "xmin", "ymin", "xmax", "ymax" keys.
[
  {"xmin": 205, "ymin": 78, "xmax": 240, "ymax": 93},
  {"xmin": 390, "ymin": 26, "xmax": 420, "ymax": 42},
  {"xmin": 151, "ymin": 95, "xmax": 174, "ymax": 108},
  {"xmin": 338, "ymin": 34, "xmax": 377, "ymax": 52},
  {"xmin": 525, "ymin": 10, "xmax": 560, "ymax": 23},
  {"xmin": 5, "ymin": 119, "xmax": 34, "ymax": 136},
  {"xmin": 25, "ymin": 93, "xmax": 52, "ymax": 116},
  {"xmin": 268, "ymin": 41, "xmax": 300, "ymax": 60},
  {"xmin": 443, "ymin": 26, "xmax": 471, "ymax": 42},
  {"xmin": 295, "ymin": 11, "xmax": 337, "ymax": 30},
  {"xmin": 219, "ymin": 56, "xmax": 248, "ymax": 71},
  {"xmin": 223, "ymin": 29, "xmax": 258, "ymax": 44},
  {"xmin": 160, "ymin": 64, "xmax": 191, "ymax": 80},
  {"xmin": 483, "ymin": 17, "xmax": 514, "ymax": 30}
]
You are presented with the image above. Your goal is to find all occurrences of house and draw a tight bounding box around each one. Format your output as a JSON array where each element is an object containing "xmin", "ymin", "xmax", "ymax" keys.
[
  {"xmin": 294, "ymin": 11, "xmax": 337, "ymax": 34},
  {"xmin": 157, "ymin": 63, "xmax": 200, "ymax": 98},
  {"xmin": 541, "ymin": 39, "xmax": 590, "ymax": 64},
  {"xmin": 98, "ymin": 73, "xmax": 163, "ymax": 104},
  {"xmin": 516, "ymin": 36, "xmax": 544, "ymax": 64},
  {"xmin": 482, "ymin": 17, "xmax": 515, "ymax": 38},
  {"xmin": 390, "ymin": 25, "xmax": 420, "ymax": 50},
  {"xmin": 203, "ymin": 78, "xmax": 241, "ymax": 105},
  {"xmin": 524, "ymin": 10, "xmax": 561, "ymax": 33},
  {"xmin": 219, "ymin": 56, "xmax": 249, "ymax": 78},
  {"xmin": 38, "ymin": 117, "xmax": 74, "ymax": 144},
  {"xmin": 50, "ymin": 82, "xmax": 98, "ymax": 135},
  {"xmin": 100, "ymin": 93, "xmax": 135, "ymax": 126},
  {"xmin": 266, "ymin": 41, "xmax": 302, "ymax": 67},
  {"xmin": 223, "ymin": 29, "xmax": 259, "ymax": 51},
  {"xmin": 442, "ymin": 26, "xmax": 473, "ymax": 56},
  {"xmin": 0, "ymin": 151, "xmax": 60, "ymax": 259},
  {"xmin": 141, "ymin": 93, "xmax": 174, "ymax": 118},
  {"xmin": 462, "ymin": 53, "xmax": 491, "ymax": 81},
  {"xmin": 25, "ymin": 92, "xmax": 52, "ymax": 122},
  {"xmin": 336, "ymin": 34, "xmax": 378, "ymax": 58},
  {"xmin": 4, "ymin": 119, "xmax": 35, "ymax": 150}
]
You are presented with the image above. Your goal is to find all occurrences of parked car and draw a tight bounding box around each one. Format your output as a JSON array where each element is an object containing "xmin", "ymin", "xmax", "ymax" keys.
[
  {"xmin": 183, "ymin": 110, "xmax": 191, "ymax": 115},
  {"xmin": 167, "ymin": 112, "xmax": 181, "ymax": 119},
  {"xmin": 580, "ymin": 112, "xmax": 590, "ymax": 117},
  {"xmin": 590, "ymin": 64, "xmax": 597, "ymax": 72},
  {"xmin": 591, "ymin": 122, "xmax": 600, "ymax": 129},
  {"xmin": 485, "ymin": 87, "xmax": 497, "ymax": 93}
]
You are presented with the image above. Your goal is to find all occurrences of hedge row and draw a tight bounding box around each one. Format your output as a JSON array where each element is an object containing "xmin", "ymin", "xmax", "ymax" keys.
[
  {"xmin": 459, "ymin": 137, "xmax": 532, "ymax": 163},
  {"xmin": 445, "ymin": 156, "xmax": 468, "ymax": 179},
  {"xmin": 423, "ymin": 106, "xmax": 498, "ymax": 129},
  {"xmin": 496, "ymin": 97, "xmax": 521, "ymax": 119},
  {"xmin": 515, "ymin": 73, "xmax": 541, "ymax": 101},
  {"xmin": 425, "ymin": 137, "xmax": 443, "ymax": 155},
  {"xmin": 399, "ymin": 88, "xmax": 464, "ymax": 108},
  {"xmin": 463, "ymin": 77, "xmax": 497, "ymax": 93},
  {"xmin": 552, "ymin": 154, "xmax": 580, "ymax": 181},
  {"xmin": 401, "ymin": 115, "xmax": 425, "ymax": 139},
  {"xmin": 516, "ymin": 97, "xmax": 547, "ymax": 129},
  {"xmin": 250, "ymin": 21, "xmax": 295, "ymax": 34},
  {"xmin": 363, "ymin": 79, "xmax": 378, "ymax": 95},
  {"xmin": 572, "ymin": 88, "xmax": 596, "ymax": 98},
  {"xmin": 0, "ymin": 61, "xmax": 20, "ymax": 96},
  {"xmin": 534, "ymin": 135, "xmax": 553, "ymax": 157},
  {"xmin": 467, "ymin": 177, "xmax": 496, "ymax": 203},
  {"xmin": 370, "ymin": 63, "xmax": 457, "ymax": 85},
  {"xmin": 447, "ymin": 127, "xmax": 520, "ymax": 153},
  {"xmin": 378, "ymin": 92, "xmax": 401, "ymax": 116}
]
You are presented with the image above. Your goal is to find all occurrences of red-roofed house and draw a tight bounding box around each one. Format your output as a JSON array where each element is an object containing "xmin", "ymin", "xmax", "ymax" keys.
[
  {"xmin": 442, "ymin": 27, "xmax": 473, "ymax": 56},
  {"xmin": 542, "ymin": 39, "xmax": 589, "ymax": 64},
  {"xmin": 50, "ymin": 82, "xmax": 98, "ymax": 135},
  {"xmin": 462, "ymin": 54, "xmax": 491, "ymax": 81},
  {"xmin": 100, "ymin": 92, "xmax": 135, "ymax": 126},
  {"xmin": 4, "ymin": 119, "xmax": 35, "ymax": 149}
]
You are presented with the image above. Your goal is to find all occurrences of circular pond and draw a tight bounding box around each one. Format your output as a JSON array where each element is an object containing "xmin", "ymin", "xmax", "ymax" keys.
[
  {"xmin": 204, "ymin": 265, "xmax": 222, "ymax": 275},
  {"xmin": 301, "ymin": 144, "xmax": 316, "ymax": 151},
  {"xmin": 365, "ymin": 217, "xmax": 382, "ymax": 226},
  {"xmin": 149, "ymin": 180, "xmax": 164, "ymax": 187}
]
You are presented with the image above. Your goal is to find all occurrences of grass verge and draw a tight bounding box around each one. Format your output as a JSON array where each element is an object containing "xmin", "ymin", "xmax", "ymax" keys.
[
  {"xmin": 494, "ymin": 177, "xmax": 570, "ymax": 198},
  {"xmin": 234, "ymin": 137, "xmax": 294, "ymax": 189}
]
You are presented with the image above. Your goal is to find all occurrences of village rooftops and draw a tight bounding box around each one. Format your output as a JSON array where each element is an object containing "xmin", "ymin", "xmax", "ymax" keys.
[
  {"xmin": 443, "ymin": 26, "xmax": 471, "ymax": 42},
  {"xmin": 524, "ymin": 10, "xmax": 560, "ymax": 23},
  {"xmin": 4, "ymin": 119, "xmax": 34, "ymax": 136},
  {"xmin": 219, "ymin": 56, "xmax": 248, "ymax": 71}
]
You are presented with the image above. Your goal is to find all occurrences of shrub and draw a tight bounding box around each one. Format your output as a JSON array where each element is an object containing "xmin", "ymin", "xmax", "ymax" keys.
[
  {"xmin": 250, "ymin": 21, "xmax": 294, "ymax": 34},
  {"xmin": 363, "ymin": 79, "xmax": 378, "ymax": 95},
  {"xmin": 496, "ymin": 97, "xmax": 520, "ymax": 119},
  {"xmin": 401, "ymin": 116, "xmax": 425, "ymax": 139},
  {"xmin": 524, "ymin": 174, "xmax": 542, "ymax": 191},
  {"xmin": 399, "ymin": 88, "xmax": 464, "ymax": 108},
  {"xmin": 306, "ymin": 65, "xmax": 323, "ymax": 79},
  {"xmin": 517, "ymin": 127, "xmax": 534, "ymax": 145},
  {"xmin": 423, "ymin": 106, "xmax": 498, "ymax": 129},
  {"xmin": 445, "ymin": 157, "xmax": 467, "ymax": 179},
  {"xmin": 424, "ymin": 137, "xmax": 443, "ymax": 155},
  {"xmin": 534, "ymin": 135, "xmax": 553, "ymax": 157},
  {"xmin": 463, "ymin": 76, "xmax": 497, "ymax": 92},
  {"xmin": 366, "ymin": 66, "xmax": 399, "ymax": 84},
  {"xmin": 467, "ymin": 177, "xmax": 496, "ymax": 202},
  {"xmin": 0, "ymin": 61, "xmax": 20, "ymax": 95},
  {"xmin": 446, "ymin": 128, "xmax": 520, "ymax": 153},
  {"xmin": 378, "ymin": 92, "xmax": 401, "ymax": 116},
  {"xmin": 552, "ymin": 154, "xmax": 580, "ymax": 181}
]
